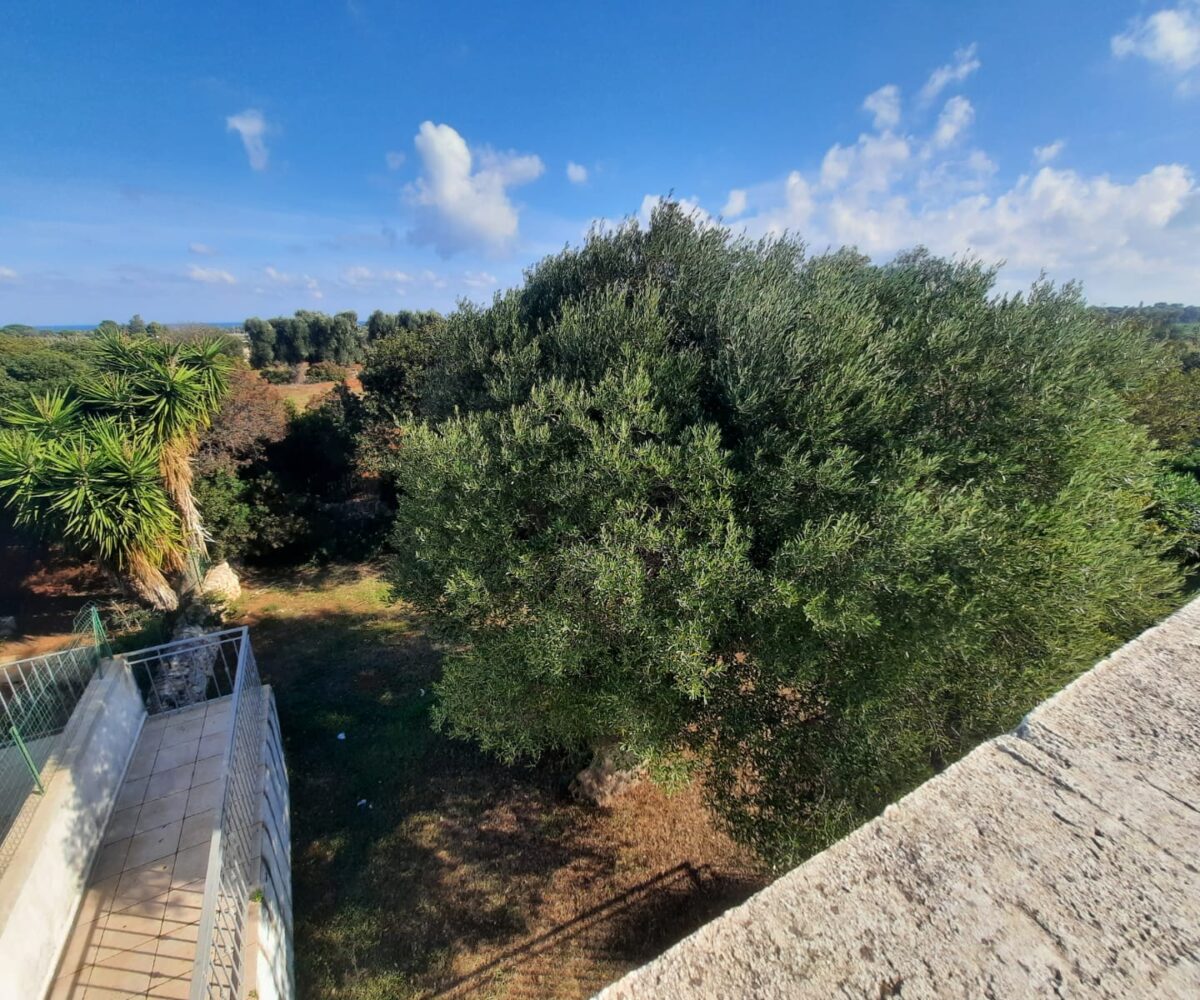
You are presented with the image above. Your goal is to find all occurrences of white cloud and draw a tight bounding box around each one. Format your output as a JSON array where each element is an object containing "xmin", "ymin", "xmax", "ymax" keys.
[
  {"xmin": 566, "ymin": 161, "xmax": 589, "ymax": 184},
  {"xmin": 226, "ymin": 109, "xmax": 270, "ymax": 171},
  {"xmin": 341, "ymin": 265, "xmax": 412, "ymax": 288},
  {"xmin": 863, "ymin": 84, "xmax": 901, "ymax": 129},
  {"xmin": 385, "ymin": 151, "xmax": 406, "ymax": 170},
  {"xmin": 188, "ymin": 242, "xmax": 217, "ymax": 256},
  {"xmin": 1112, "ymin": 3, "xmax": 1200, "ymax": 86},
  {"xmin": 187, "ymin": 265, "xmax": 236, "ymax": 285},
  {"xmin": 932, "ymin": 96, "xmax": 974, "ymax": 148},
  {"xmin": 722, "ymin": 188, "xmax": 748, "ymax": 218},
  {"xmin": 1034, "ymin": 140, "xmax": 1066, "ymax": 164},
  {"xmin": 463, "ymin": 270, "xmax": 498, "ymax": 287},
  {"xmin": 263, "ymin": 266, "xmax": 322, "ymax": 298},
  {"xmin": 406, "ymin": 121, "xmax": 544, "ymax": 256},
  {"xmin": 919, "ymin": 43, "xmax": 981, "ymax": 103},
  {"xmin": 0, "ymin": 266, "xmax": 17, "ymax": 282},
  {"xmin": 703, "ymin": 61, "xmax": 1200, "ymax": 303}
]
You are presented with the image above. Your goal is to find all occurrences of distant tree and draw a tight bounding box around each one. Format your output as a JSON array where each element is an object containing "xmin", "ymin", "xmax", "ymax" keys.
[
  {"xmin": 146, "ymin": 321, "xmax": 169, "ymax": 339},
  {"xmin": 385, "ymin": 205, "xmax": 1181, "ymax": 865},
  {"xmin": 246, "ymin": 317, "xmax": 277, "ymax": 367},
  {"xmin": 127, "ymin": 314, "xmax": 147, "ymax": 335},
  {"xmin": 366, "ymin": 309, "xmax": 399, "ymax": 342}
]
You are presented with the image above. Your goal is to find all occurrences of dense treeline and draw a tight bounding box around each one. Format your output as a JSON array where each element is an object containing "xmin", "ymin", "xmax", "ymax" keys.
[{"xmin": 244, "ymin": 308, "xmax": 441, "ymax": 369}]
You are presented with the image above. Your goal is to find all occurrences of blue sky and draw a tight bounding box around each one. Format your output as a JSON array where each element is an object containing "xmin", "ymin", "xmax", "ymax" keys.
[{"xmin": 1, "ymin": 1, "xmax": 1198, "ymax": 323}]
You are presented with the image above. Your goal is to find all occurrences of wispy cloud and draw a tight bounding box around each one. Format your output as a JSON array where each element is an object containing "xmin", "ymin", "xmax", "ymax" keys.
[
  {"xmin": 1112, "ymin": 2, "xmax": 1200, "ymax": 92},
  {"xmin": 187, "ymin": 264, "xmax": 236, "ymax": 285},
  {"xmin": 566, "ymin": 161, "xmax": 589, "ymax": 184},
  {"xmin": 226, "ymin": 109, "xmax": 270, "ymax": 171},
  {"xmin": 722, "ymin": 189, "xmax": 748, "ymax": 218},
  {"xmin": 1034, "ymin": 139, "xmax": 1065, "ymax": 164},
  {"xmin": 862, "ymin": 84, "xmax": 901, "ymax": 129},
  {"xmin": 919, "ymin": 43, "xmax": 980, "ymax": 103},
  {"xmin": 385, "ymin": 150, "xmax": 406, "ymax": 170},
  {"xmin": 0, "ymin": 266, "xmax": 17, "ymax": 282},
  {"xmin": 188, "ymin": 242, "xmax": 217, "ymax": 256}
]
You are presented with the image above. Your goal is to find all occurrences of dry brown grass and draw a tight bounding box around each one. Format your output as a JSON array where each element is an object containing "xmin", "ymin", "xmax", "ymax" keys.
[{"xmin": 234, "ymin": 564, "xmax": 767, "ymax": 1000}]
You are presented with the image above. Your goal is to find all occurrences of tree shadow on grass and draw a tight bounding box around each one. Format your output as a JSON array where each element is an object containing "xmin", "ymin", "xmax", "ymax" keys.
[{"xmin": 244, "ymin": 599, "xmax": 765, "ymax": 1000}]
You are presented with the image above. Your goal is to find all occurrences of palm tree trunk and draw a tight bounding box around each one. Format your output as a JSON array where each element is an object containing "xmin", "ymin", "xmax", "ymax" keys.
[
  {"xmin": 159, "ymin": 437, "xmax": 208, "ymax": 591},
  {"xmin": 124, "ymin": 551, "xmax": 179, "ymax": 611}
]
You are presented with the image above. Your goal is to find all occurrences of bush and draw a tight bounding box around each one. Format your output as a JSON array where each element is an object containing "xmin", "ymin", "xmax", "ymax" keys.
[
  {"xmin": 260, "ymin": 366, "xmax": 296, "ymax": 385},
  {"xmin": 306, "ymin": 361, "xmax": 350, "ymax": 383},
  {"xmin": 385, "ymin": 205, "xmax": 1180, "ymax": 865}
]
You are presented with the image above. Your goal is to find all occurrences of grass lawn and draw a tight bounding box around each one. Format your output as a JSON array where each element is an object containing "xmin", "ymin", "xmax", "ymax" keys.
[{"xmin": 235, "ymin": 563, "xmax": 767, "ymax": 1000}]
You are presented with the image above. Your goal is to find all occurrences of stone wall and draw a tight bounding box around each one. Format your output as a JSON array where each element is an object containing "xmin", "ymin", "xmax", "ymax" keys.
[
  {"xmin": 595, "ymin": 598, "xmax": 1200, "ymax": 999},
  {"xmin": 0, "ymin": 664, "xmax": 145, "ymax": 1000}
]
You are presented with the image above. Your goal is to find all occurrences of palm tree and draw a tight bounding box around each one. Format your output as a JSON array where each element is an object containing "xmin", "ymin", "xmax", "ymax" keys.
[{"xmin": 0, "ymin": 334, "xmax": 231, "ymax": 610}]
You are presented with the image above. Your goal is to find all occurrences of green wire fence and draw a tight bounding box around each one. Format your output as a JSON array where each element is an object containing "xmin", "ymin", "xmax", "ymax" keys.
[{"xmin": 0, "ymin": 604, "xmax": 110, "ymax": 871}]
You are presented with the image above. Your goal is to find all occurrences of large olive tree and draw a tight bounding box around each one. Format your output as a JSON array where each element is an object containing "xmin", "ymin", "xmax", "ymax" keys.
[{"xmin": 386, "ymin": 205, "xmax": 1180, "ymax": 864}]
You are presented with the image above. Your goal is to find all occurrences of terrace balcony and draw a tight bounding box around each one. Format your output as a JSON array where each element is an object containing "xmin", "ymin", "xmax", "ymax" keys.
[{"xmin": 0, "ymin": 627, "xmax": 293, "ymax": 1000}]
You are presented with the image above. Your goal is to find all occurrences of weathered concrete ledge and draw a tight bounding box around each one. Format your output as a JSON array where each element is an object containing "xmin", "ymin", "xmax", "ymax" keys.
[{"xmin": 595, "ymin": 598, "xmax": 1200, "ymax": 999}]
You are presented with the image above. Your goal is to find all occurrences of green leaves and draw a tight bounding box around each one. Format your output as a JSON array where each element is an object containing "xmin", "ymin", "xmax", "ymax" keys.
[
  {"xmin": 387, "ymin": 202, "xmax": 1181, "ymax": 866},
  {"xmin": 0, "ymin": 331, "xmax": 231, "ymax": 590}
]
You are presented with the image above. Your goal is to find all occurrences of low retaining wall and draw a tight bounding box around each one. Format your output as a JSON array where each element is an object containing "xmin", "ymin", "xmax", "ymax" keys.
[
  {"xmin": 595, "ymin": 598, "xmax": 1200, "ymax": 999},
  {"xmin": 0, "ymin": 663, "xmax": 145, "ymax": 1000}
]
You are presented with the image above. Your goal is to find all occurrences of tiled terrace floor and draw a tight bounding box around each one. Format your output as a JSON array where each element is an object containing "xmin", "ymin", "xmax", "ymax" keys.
[{"xmin": 47, "ymin": 698, "xmax": 231, "ymax": 999}]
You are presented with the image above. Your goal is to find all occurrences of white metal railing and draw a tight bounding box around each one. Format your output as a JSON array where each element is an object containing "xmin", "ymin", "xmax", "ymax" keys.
[
  {"xmin": 122, "ymin": 628, "xmax": 246, "ymax": 716},
  {"xmin": 187, "ymin": 627, "xmax": 264, "ymax": 999}
]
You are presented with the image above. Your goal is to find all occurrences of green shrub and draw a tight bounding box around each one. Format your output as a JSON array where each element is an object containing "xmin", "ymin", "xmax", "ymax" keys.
[
  {"xmin": 385, "ymin": 205, "xmax": 1180, "ymax": 865},
  {"xmin": 260, "ymin": 366, "xmax": 296, "ymax": 385},
  {"xmin": 306, "ymin": 361, "xmax": 350, "ymax": 384}
]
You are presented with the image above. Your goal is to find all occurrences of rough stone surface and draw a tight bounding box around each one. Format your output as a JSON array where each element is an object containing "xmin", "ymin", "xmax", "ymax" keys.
[
  {"xmin": 593, "ymin": 598, "xmax": 1200, "ymax": 1000},
  {"xmin": 200, "ymin": 559, "xmax": 242, "ymax": 604}
]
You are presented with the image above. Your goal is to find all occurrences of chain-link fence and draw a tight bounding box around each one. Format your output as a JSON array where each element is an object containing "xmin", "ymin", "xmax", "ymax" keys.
[{"xmin": 0, "ymin": 604, "xmax": 110, "ymax": 872}]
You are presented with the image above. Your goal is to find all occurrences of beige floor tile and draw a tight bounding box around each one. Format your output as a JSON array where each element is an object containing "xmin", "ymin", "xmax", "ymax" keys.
[
  {"xmin": 190, "ymin": 753, "xmax": 223, "ymax": 786},
  {"xmin": 102, "ymin": 909, "xmax": 162, "ymax": 940},
  {"xmin": 97, "ymin": 923, "xmax": 158, "ymax": 956},
  {"xmin": 200, "ymin": 713, "xmax": 230, "ymax": 739},
  {"xmin": 55, "ymin": 918, "xmax": 102, "ymax": 978},
  {"xmin": 150, "ymin": 951, "xmax": 192, "ymax": 980},
  {"xmin": 159, "ymin": 715, "xmax": 205, "ymax": 749},
  {"xmin": 152, "ymin": 738, "xmax": 199, "ymax": 774},
  {"xmin": 77, "ymin": 874, "xmax": 120, "ymax": 922},
  {"xmin": 125, "ymin": 819, "xmax": 182, "ymax": 868},
  {"xmin": 160, "ymin": 916, "xmax": 202, "ymax": 941},
  {"xmin": 124, "ymin": 745, "xmax": 158, "ymax": 782},
  {"xmin": 84, "ymin": 985, "xmax": 145, "ymax": 999},
  {"xmin": 46, "ymin": 971, "xmax": 89, "ymax": 1000},
  {"xmin": 147, "ymin": 973, "xmax": 191, "ymax": 999},
  {"xmin": 161, "ymin": 889, "xmax": 205, "ymax": 925},
  {"xmin": 101, "ymin": 806, "xmax": 140, "ymax": 846},
  {"xmin": 184, "ymin": 780, "xmax": 222, "ymax": 818},
  {"xmin": 87, "ymin": 960, "xmax": 152, "ymax": 994},
  {"xmin": 135, "ymin": 790, "xmax": 188, "ymax": 834},
  {"xmin": 109, "ymin": 891, "xmax": 168, "ymax": 922},
  {"xmin": 144, "ymin": 763, "xmax": 195, "ymax": 803},
  {"xmin": 114, "ymin": 775, "xmax": 149, "ymax": 811},
  {"xmin": 113, "ymin": 858, "xmax": 174, "ymax": 908},
  {"xmin": 178, "ymin": 809, "xmax": 216, "ymax": 851},
  {"xmin": 90, "ymin": 839, "xmax": 131, "ymax": 882},
  {"xmin": 196, "ymin": 732, "xmax": 225, "ymax": 760},
  {"xmin": 171, "ymin": 842, "xmax": 210, "ymax": 882},
  {"xmin": 136, "ymin": 719, "xmax": 167, "ymax": 752}
]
